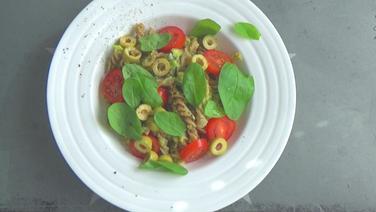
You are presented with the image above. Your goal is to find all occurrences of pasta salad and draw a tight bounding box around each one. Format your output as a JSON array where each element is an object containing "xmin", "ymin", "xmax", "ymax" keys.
[{"xmin": 101, "ymin": 19, "xmax": 259, "ymax": 175}]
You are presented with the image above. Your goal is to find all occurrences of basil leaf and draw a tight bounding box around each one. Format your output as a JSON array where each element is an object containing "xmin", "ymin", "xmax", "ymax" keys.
[
  {"xmin": 139, "ymin": 160, "xmax": 161, "ymax": 170},
  {"xmin": 107, "ymin": 103, "xmax": 143, "ymax": 140},
  {"xmin": 139, "ymin": 160, "xmax": 188, "ymax": 176},
  {"xmin": 234, "ymin": 22, "xmax": 261, "ymax": 40},
  {"xmin": 139, "ymin": 33, "xmax": 172, "ymax": 52},
  {"xmin": 204, "ymin": 100, "xmax": 225, "ymax": 118},
  {"xmin": 122, "ymin": 79, "xmax": 142, "ymax": 108},
  {"xmin": 154, "ymin": 111, "xmax": 186, "ymax": 136},
  {"xmin": 183, "ymin": 63, "xmax": 207, "ymax": 107},
  {"xmin": 154, "ymin": 161, "xmax": 188, "ymax": 175},
  {"xmin": 122, "ymin": 64, "xmax": 162, "ymax": 107},
  {"xmin": 190, "ymin": 19, "xmax": 221, "ymax": 38},
  {"xmin": 142, "ymin": 78, "xmax": 163, "ymax": 107},
  {"xmin": 122, "ymin": 63, "xmax": 154, "ymax": 80},
  {"xmin": 219, "ymin": 63, "xmax": 255, "ymax": 120}
]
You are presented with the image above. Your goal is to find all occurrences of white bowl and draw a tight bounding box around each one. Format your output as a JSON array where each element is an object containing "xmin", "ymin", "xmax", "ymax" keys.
[{"xmin": 47, "ymin": 0, "xmax": 296, "ymax": 211}]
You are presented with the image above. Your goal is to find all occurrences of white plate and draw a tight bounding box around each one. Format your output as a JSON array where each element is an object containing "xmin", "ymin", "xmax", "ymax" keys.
[{"xmin": 47, "ymin": 0, "xmax": 295, "ymax": 211}]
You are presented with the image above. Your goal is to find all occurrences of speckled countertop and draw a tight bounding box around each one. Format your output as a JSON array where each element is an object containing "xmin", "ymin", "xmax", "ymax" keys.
[{"xmin": 1, "ymin": 0, "xmax": 376, "ymax": 211}]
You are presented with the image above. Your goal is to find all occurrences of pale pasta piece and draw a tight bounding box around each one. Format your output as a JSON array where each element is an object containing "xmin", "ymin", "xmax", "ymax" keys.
[
  {"xmin": 195, "ymin": 108, "xmax": 208, "ymax": 129},
  {"xmin": 157, "ymin": 132, "xmax": 170, "ymax": 155},
  {"xmin": 136, "ymin": 104, "xmax": 152, "ymax": 121},
  {"xmin": 202, "ymin": 35, "xmax": 218, "ymax": 50},
  {"xmin": 106, "ymin": 46, "xmax": 124, "ymax": 71},
  {"xmin": 134, "ymin": 23, "xmax": 145, "ymax": 38}
]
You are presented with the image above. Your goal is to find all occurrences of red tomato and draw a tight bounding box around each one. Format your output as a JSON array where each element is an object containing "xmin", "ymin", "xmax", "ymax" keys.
[
  {"xmin": 101, "ymin": 68, "xmax": 124, "ymax": 103},
  {"xmin": 128, "ymin": 135, "xmax": 160, "ymax": 160},
  {"xmin": 180, "ymin": 138, "xmax": 209, "ymax": 163},
  {"xmin": 150, "ymin": 135, "xmax": 161, "ymax": 154},
  {"xmin": 159, "ymin": 26, "xmax": 186, "ymax": 53},
  {"xmin": 205, "ymin": 116, "xmax": 236, "ymax": 141},
  {"xmin": 157, "ymin": 86, "xmax": 169, "ymax": 107},
  {"xmin": 203, "ymin": 50, "xmax": 232, "ymax": 76}
]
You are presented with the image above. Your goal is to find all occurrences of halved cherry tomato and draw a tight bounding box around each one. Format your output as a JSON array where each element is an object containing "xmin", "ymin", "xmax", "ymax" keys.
[
  {"xmin": 149, "ymin": 135, "xmax": 161, "ymax": 154},
  {"xmin": 205, "ymin": 116, "xmax": 236, "ymax": 141},
  {"xmin": 129, "ymin": 135, "xmax": 160, "ymax": 160},
  {"xmin": 101, "ymin": 68, "xmax": 124, "ymax": 103},
  {"xmin": 180, "ymin": 138, "xmax": 209, "ymax": 163},
  {"xmin": 159, "ymin": 26, "xmax": 186, "ymax": 53},
  {"xmin": 203, "ymin": 50, "xmax": 232, "ymax": 76},
  {"xmin": 157, "ymin": 86, "xmax": 169, "ymax": 107}
]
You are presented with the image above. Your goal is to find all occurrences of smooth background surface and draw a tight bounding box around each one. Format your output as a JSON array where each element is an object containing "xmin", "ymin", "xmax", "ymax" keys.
[{"xmin": 0, "ymin": 0, "xmax": 375, "ymax": 211}]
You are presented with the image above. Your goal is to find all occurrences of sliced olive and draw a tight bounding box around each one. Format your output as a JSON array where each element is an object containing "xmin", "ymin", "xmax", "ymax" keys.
[
  {"xmin": 210, "ymin": 138, "xmax": 228, "ymax": 156},
  {"xmin": 192, "ymin": 54, "xmax": 208, "ymax": 70},
  {"xmin": 119, "ymin": 35, "xmax": 137, "ymax": 48},
  {"xmin": 135, "ymin": 136, "xmax": 153, "ymax": 154},
  {"xmin": 124, "ymin": 47, "xmax": 142, "ymax": 63},
  {"xmin": 152, "ymin": 58, "xmax": 171, "ymax": 77}
]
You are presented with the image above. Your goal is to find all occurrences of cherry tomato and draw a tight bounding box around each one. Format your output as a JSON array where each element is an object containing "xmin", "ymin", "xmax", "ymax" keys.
[
  {"xmin": 128, "ymin": 135, "xmax": 160, "ymax": 160},
  {"xmin": 157, "ymin": 86, "xmax": 169, "ymax": 107},
  {"xmin": 203, "ymin": 50, "xmax": 232, "ymax": 76},
  {"xmin": 150, "ymin": 135, "xmax": 161, "ymax": 154},
  {"xmin": 101, "ymin": 68, "xmax": 124, "ymax": 103},
  {"xmin": 180, "ymin": 138, "xmax": 209, "ymax": 163},
  {"xmin": 205, "ymin": 116, "xmax": 236, "ymax": 141},
  {"xmin": 159, "ymin": 26, "xmax": 186, "ymax": 53}
]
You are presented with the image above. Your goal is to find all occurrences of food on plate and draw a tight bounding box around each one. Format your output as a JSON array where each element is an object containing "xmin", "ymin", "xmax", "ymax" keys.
[{"xmin": 102, "ymin": 19, "xmax": 259, "ymax": 175}]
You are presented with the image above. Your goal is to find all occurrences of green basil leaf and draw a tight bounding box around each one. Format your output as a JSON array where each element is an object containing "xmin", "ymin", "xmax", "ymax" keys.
[
  {"xmin": 233, "ymin": 22, "xmax": 261, "ymax": 40},
  {"xmin": 183, "ymin": 63, "xmax": 207, "ymax": 107},
  {"xmin": 122, "ymin": 79, "xmax": 142, "ymax": 108},
  {"xmin": 204, "ymin": 100, "xmax": 225, "ymax": 118},
  {"xmin": 142, "ymin": 78, "xmax": 163, "ymax": 107},
  {"xmin": 122, "ymin": 63, "xmax": 154, "ymax": 80},
  {"xmin": 219, "ymin": 63, "xmax": 255, "ymax": 120},
  {"xmin": 122, "ymin": 64, "xmax": 162, "ymax": 107},
  {"xmin": 139, "ymin": 160, "xmax": 161, "ymax": 170},
  {"xmin": 154, "ymin": 111, "xmax": 186, "ymax": 136},
  {"xmin": 154, "ymin": 161, "xmax": 188, "ymax": 176},
  {"xmin": 139, "ymin": 160, "xmax": 188, "ymax": 176},
  {"xmin": 190, "ymin": 19, "xmax": 221, "ymax": 37},
  {"xmin": 139, "ymin": 33, "xmax": 172, "ymax": 52},
  {"xmin": 107, "ymin": 103, "xmax": 143, "ymax": 140}
]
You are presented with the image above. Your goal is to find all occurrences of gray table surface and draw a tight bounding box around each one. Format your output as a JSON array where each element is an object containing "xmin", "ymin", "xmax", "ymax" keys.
[{"xmin": 1, "ymin": 0, "xmax": 376, "ymax": 211}]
